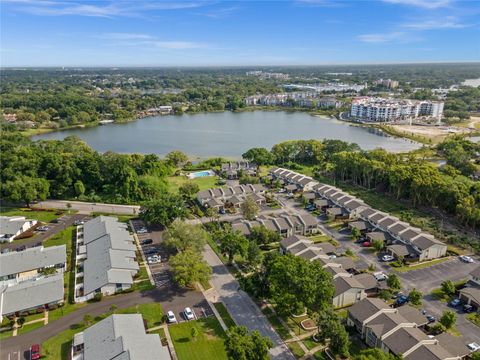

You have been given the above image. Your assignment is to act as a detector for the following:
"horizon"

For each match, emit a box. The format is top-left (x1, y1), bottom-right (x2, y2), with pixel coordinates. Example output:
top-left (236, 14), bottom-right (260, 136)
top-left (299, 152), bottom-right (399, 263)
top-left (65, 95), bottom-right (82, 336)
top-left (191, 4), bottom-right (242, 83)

top-left (1, 0), bottom-right (480, 67)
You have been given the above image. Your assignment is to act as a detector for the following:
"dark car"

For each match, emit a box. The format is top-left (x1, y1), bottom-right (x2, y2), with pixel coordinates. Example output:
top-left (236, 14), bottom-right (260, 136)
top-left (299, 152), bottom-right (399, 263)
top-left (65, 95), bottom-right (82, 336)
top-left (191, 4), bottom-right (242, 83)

top-left (50, 219), bottom-right (60, 223)
top-left (144, 248), bottom-right (158, 255)
top-left (396, 295), bottom-right (409, 306)
top-left (16, 245), bottom-right (26, 252)
top-left (141, 239), bottom-right (153, 245)
top-left (463, 304), bottom-right (474, 313)
top-left (426, 315), bottom-right (436, 323)
top-left (30, 344), bottom-right (41, 360)
top-left (449, 298), bottom-right (462, 307)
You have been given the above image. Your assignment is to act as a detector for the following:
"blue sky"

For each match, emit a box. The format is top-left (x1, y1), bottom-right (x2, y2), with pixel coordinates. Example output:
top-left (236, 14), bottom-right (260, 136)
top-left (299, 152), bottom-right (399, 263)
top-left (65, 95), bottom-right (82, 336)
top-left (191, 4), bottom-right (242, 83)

top-left (1, 0), bottom-right (479, 66)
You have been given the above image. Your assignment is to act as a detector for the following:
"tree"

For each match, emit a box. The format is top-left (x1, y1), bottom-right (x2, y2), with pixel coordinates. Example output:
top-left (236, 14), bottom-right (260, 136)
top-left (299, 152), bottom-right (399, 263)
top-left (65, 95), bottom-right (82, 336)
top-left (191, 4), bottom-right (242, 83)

top-left (250, 226), bottom-right (281, 245)
top-left (372, 239), bottom-right (384, 253)
top-left (225, 326), bottom-right (272, 360)
top-left (354, 348), bottom-right (399, 360)
top-left (140, 193), bottom-right (187, 227)
top-left (164, 219), bottom-right (209, 253)
top-left (240, 196), bottom-right (259, 221)
top-left (441, 280), bottom-right (456, 296)
top-left (429, 323), bottom-right (446, 335)
top-left (166, 151), bottom-right (188, 167)
top-left (314, 309), bottom-right (350, 357)
top-left (387, 274), bottom-right (401, 291)
top-left (4, 176), bottom-right (50, 207)
top-left (378, 289), bottom-right (392, 301)
top-left (218, 228), bottom-right (249, 264)
top-left (179, 182), bottom-right (200, 201)
top-left (242, 147), bottom-right (274, 165)
top-left (408, 288), bottom-right (423, 306)
top-left (74, 180), bottom-right (85, 197)
top-left (169, 249), bottom-right (211, 288)
top-left (350, 227), bottom-right (361, 241)
top-left (17, 317), bottom-right (26, 327)
top-left (439, 310), bottom-right (457, 329)
top-left (246, 241), bottom-right (263, 269)
top-left (83, 314), bottom-right (93, 326)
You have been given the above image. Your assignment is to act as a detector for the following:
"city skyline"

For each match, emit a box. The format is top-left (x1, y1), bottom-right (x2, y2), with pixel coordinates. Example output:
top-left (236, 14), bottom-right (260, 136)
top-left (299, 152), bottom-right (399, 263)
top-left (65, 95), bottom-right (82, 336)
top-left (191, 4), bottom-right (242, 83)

top-left (1, 0), bottom-right (479, 67)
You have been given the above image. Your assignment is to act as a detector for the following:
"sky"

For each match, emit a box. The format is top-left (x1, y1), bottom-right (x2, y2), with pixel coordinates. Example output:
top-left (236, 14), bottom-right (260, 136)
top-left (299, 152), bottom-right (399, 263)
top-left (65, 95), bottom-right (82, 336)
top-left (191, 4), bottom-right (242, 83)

top-left (1, 0), bottom-right (479, 67)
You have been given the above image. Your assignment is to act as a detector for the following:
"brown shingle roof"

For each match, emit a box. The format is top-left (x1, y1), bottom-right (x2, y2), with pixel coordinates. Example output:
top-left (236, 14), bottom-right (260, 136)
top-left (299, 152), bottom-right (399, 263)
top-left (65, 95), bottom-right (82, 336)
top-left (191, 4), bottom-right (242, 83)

top-left (348, 298), bottom-right (390, 324)
top-left (405, 343), bottom-right (454, 360)
top-left (397, 305), bottom-right (428, 326)
top-left (334, 276), bottom-right (365, 297)
top-left (382, 327), bottom-right (429, 356)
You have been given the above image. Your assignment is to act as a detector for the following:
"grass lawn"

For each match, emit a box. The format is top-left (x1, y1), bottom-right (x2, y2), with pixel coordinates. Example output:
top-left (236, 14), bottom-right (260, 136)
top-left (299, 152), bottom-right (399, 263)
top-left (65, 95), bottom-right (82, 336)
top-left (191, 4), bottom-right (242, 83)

top-left (0, 207), bottom-right (62, 223)
top-left (313, 350), bottom-right (328, 360)
top-left (261, 307), bottom-right (291, 341)
top-left (392, 257), bottom-right (451, 272)
top-left (17, 320), bottom-right (45, 335)
top-left (0, 329), bottom-right (13, 340)
top-left (169, 317), bottom-right (228, 360)
top-left (287, 341), bottom-right (305, 358)
top-left (285, 315), bottom-right (309, 336)
top-left (466, 313), bottom-right (480, 327)
top-left (43, 303), bottom-right (164, 360)
top-left (213, 302), bottom-right (236, 329)
top-left (167, 175), bottom-right (219, 193)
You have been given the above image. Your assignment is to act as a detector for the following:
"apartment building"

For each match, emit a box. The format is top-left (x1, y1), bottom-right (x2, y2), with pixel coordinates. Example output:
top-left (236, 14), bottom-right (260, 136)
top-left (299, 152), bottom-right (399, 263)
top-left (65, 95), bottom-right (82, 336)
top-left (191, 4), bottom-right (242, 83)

top-left (0, 216), bottom-right (38, 242)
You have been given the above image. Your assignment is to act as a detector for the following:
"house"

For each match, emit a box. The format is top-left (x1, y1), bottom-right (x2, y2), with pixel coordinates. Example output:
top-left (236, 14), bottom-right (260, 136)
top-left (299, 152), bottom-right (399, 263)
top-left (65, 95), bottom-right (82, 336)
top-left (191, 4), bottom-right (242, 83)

top-left (71, 314), bottom-right (170, 360)
top-left (326, 207), bottom-right (347, 220)
top-left (221, 161), bottom-right (257, 179)
top-left (279, 235), bottom-right (313, 254)
top-left (0, 216), bottom-right (38, 242)
top-left (348, 221), bottom-right (368, 233)
top-left (303, 192), bottom-right (316, 203)
top-left (197, 184), bottom-right (267, 211)
top-left (0, 245), bottom-right (66, 285)
top-left (231, 222), bottom-right (251, 237)
top-left (404, 343), bottom-right (461, 360)
top-left (353, 273), bottom-right (379, 296)
top-left (269, 168), bottom-right (319, 192)
top-left (314, 199), bottom-right (329, 211)
top-left (76, 216), bottom-right (139, 302)
top-left (333, 275), bottom-right (366, 308)
top-left (458, 287), bottom-right (480, 309)
top-left (290, 213), bottom-right (320, 235)
top-left (0, 274), bottom-right (64, 320)
top-left (364, 312), bottom-right (417, 349)
top-left (347, 298), bottom-right (395, 336)
top-left (387, 243), bottom-right (416, 259)
top-left (469, 266), bottom-right (480, 286)
top-left (435, 333), bottom-right (470, 359)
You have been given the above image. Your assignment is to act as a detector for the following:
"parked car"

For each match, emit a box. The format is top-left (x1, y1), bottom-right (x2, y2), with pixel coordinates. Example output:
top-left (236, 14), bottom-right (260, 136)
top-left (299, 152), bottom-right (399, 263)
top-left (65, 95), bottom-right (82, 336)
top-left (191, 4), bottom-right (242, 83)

top-left (16, 246), bottom-right (26, 252)
top-left (463, 304), bottom-right (474, 313)
top-left (362, 241), bottom-right (372, 247)
top-left (184, 307), bottom-right (195, 320)
top-left (467, 342), bottom-right (480, 352)
top-left (381, 255), bottom-right (394, 262)
top-left (30, 344), bottom-right (41, 360)
top-left (73, 220), bottom-right (84, 225)
top-left (278, 188), bottom-right (286, 193)
top-left (219, 209), bottom-right (226, 215)
top-left (459, 255), bottom-right (474, 263)
top-left (426, 315), bottom-right (436, 323)
top-left (1, 249), bottom-right (10, 254)
top-left (396, 295), bottom-right (409, 306)
top-left (449, 298), bottom-right (462, 307)
top-left (37, 226), bottom-right (49, 232)
top-left (167, 311), bottom-right (177, 323)
top-left (137, 227), bottom-right (148, 234)
top-left (287, 192), bottom-right (294, 198)
top-left (374, 272), bottom-right (388, 281)
top-left (144, 248), bottom-right (158, 255)
top-left (355, 238), bottom-right (366, 244)
top-left (141, 239), bottom-right (153, 245)
top-left (50, 219), bottom-right (60, 223)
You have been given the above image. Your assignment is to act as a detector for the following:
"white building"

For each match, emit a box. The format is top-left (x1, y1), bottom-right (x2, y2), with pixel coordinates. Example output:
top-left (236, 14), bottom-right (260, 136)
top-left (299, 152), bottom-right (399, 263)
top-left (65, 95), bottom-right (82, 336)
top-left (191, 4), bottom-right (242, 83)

top-left (350, 97), bottom-right (444, 122)
top-left (0, 216), bottom-right (38, 242)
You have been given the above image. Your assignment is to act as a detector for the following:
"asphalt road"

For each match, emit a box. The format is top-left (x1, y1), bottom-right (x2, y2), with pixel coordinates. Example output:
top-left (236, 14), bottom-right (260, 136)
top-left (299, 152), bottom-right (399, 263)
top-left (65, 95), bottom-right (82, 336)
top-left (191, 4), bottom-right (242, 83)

top-left (203, 244), bottom-right (295, 360)
top-left (35, 200), bottom-right (140, 215)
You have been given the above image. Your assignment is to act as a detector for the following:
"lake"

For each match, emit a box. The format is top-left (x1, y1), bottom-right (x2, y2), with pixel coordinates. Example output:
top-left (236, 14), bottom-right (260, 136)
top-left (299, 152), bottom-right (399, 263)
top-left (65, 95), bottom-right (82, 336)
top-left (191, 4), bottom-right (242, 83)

top-left (32, 111), bottom-right (421, 158)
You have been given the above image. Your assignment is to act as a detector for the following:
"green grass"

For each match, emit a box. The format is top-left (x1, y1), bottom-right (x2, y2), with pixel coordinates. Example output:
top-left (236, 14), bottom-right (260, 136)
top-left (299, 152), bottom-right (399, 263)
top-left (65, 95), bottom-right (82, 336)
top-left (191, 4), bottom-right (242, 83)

top-left (43, 303), bottom-right (164, 360)
top-left (213, 302), bottom-right (236, 329)
top-left (303, 336), bottom-right (320, 350)
top-left (287, 341), bottom-right (305, 358)
top-left (261, 307), bottom-right (291, 341)
top-left (0, 329), bottom-right (13, 340)
top-left (0, 207), bottom-right (61, 223)
top-left (466, 313), bottom-right (480, 327)
top-left (313, 350), bottom-right (328, 360)
top-left (167, 175), bottom-right (219, 193)
top-left (285, 315), bottom-right (309, 336)
top-left (17, 320), bottom-right (45, 335)
top-left (169, 317), bottom-right (228, 360)
top-left (392, 257), bottom-right (450, 272)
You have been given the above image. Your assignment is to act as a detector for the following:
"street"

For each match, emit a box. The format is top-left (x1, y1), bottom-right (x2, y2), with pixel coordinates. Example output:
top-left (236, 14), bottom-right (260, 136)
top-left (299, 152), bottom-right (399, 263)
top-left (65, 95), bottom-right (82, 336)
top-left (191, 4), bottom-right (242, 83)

top-left (34, 200), bottom-right (140, 215)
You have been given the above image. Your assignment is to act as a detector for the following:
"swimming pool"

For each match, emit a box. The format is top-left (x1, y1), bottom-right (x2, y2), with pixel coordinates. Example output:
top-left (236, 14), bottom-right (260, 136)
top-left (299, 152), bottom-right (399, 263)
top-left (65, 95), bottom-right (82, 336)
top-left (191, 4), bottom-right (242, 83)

top-left (188, 170), bottom-right (215, 179)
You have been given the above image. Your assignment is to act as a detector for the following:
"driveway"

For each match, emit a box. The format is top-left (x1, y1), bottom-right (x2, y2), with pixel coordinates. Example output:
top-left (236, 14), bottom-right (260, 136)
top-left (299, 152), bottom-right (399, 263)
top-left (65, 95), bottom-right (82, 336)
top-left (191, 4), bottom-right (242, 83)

top-left (0, 214), bottom-right (90, 252)
top-left (203, 244), bottom-right (295, 360)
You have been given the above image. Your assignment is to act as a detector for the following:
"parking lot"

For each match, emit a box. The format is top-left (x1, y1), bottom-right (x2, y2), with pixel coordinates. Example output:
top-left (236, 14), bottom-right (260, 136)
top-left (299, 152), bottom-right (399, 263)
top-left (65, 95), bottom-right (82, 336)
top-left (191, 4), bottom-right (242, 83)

top-left (130, 219), bottom-right (214, 323)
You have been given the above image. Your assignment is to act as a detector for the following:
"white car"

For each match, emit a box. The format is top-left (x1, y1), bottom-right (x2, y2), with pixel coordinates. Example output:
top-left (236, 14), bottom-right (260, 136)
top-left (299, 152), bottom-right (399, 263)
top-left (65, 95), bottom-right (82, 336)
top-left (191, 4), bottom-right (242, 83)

top-left (184, 307), bottom-right (195, 320)
top-left (137, 228), bottom-right (148, 234)
top-left (467, 342), bottom-right (480, 352)
top-left (460, 255), bottom-right (474, 263)
top-left (147, 255), bottom-right (161, 264)
top-left (382, 255), bottom-right (394, 262)
top-left (374, 272), bottom-right (388, 281)
top-left (167, 311), bottom-right (177, 323)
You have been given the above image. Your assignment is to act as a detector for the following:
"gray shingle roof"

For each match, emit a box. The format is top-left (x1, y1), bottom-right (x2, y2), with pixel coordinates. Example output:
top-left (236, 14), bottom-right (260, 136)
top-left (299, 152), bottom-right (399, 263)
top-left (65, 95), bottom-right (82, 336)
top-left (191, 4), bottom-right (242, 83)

top-left (0, 245), bottom-right (66, 278)
top-left (435, 332), bottom-right (470, 358)
top-left (0, 274), bottom-right (64, 316)
top-left (82, 314), bottom-right (169, 360)
top-left (348, 298), bottom-right (390, 323)
top-left (0, 216), bottom-right (36, 237)
top-left (405, 343), bottom-right (454, 360)
top-left (382, 327), bottom-right (429, 356)
top-left (334, 276), bottom-right (365, 297)
top-left (397, 305), bottom-right (428, 326)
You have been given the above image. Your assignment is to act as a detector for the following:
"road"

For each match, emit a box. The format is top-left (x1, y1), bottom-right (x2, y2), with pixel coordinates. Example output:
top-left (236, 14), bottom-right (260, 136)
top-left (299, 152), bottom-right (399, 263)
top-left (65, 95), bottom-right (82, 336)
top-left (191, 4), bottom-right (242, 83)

top-left (203, 244), bottom-right (295, 360)
top-left (35, 200), bottom-right (140, 215)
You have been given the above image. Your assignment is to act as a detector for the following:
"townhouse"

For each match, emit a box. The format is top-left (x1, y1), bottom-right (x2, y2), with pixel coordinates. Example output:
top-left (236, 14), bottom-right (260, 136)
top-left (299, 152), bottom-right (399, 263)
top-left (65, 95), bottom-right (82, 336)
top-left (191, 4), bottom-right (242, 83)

top-left (72, 314), bottom-right (170, 360)
top-left (0, 245), bottom-right (66, 285)
top-left (197, 184), bottom-right (267, 211)
top-left (221, 161), bottom-right (258, 179)
top-left (269, 168), bottom-right (319, 192)
top-left (458, 266), bottom-right (480, 310)
top-left (0, 216), bottom-right (38, 242)
top-left (347, 298), bottom-right (466, 360)
top-left (75, 216), bottom-right (139, 302)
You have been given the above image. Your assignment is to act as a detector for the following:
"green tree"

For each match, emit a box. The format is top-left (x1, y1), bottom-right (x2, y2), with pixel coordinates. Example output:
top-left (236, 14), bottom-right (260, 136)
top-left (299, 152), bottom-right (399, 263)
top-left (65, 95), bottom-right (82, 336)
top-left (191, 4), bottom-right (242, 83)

top-left (218, 229), bottom-right (249, 265)
top-left (378, 289), bottom-right (392, 301)
top-left (372, 239), bottom-right (384, 253)
top-left (169, 249), bottom-right (211, 288)
top-left (250, 226), bottom-right (281, 245)
top-left (430, 323), bottom-right (446, 335)
top-left (246, 241), bottom-right (263, 269)
top-left (140, 193), bottom-right (187, 226)
top-left (242, 147), bottom-right (274, 165)
top-left (350, 227), bottom-right (361, 241)
top-left (163, 219), bottom-right (209, 253)
top-left (74, 180), bottom-right (85, 197)
top-left (166, 150), bottom-right (188, 167)
top-left (314, 309), bottom-right (350, 357)
top-left (225, 326), bottom-right (272, 360)
top-left (387, 274), bottom-right (401, 291)
top-left (4, 176), bottom-right (50, 207)
top-left (439, 310), bottom-right (457, 329)
top-left (408, 288), bottom-right (423, 306)
top-left (441, 280), bottom-right (456, 296)
top-left (240, 196), bottom-right (260, 221)
top-left (179, 182), bottom-right (200, 201)
top-left (354, 348), bottom-right (399, 360)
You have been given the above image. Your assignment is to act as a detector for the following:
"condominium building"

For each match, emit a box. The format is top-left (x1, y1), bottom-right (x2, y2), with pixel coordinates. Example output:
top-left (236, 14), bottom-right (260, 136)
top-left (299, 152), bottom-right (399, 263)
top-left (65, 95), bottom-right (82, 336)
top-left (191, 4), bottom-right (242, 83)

top-left (350, 97), bottom-right (444, 122)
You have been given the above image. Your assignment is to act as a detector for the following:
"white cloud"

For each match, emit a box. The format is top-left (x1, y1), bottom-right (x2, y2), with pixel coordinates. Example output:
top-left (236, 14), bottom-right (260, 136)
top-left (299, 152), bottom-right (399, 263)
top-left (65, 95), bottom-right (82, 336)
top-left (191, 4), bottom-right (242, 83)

top-left (357, 32), bottom-right (411, 43)
top-left (403, 17), bottom-right (468, 30)
top-left (382, 0), bottom-right (452, 9)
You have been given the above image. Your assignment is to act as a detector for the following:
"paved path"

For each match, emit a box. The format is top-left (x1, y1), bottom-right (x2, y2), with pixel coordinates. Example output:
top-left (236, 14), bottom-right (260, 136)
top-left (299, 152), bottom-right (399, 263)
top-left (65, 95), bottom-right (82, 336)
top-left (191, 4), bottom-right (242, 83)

top-left (203, 244), bottom-right (295, 360)
top-left (35, 200), bottom-right (140, 215)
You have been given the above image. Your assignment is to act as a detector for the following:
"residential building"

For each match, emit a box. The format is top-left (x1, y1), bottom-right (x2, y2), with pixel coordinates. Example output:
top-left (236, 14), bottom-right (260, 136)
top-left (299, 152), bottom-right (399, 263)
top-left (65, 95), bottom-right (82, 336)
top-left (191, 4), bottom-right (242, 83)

top-left (0, 216), bottom-right (38, 242)
top-left (269, 168), bottom-right (318, 191)
top-left (333, 276), bottom-right (366, 308)
top-left (71, 314), bottom-right (170, 360)
top-left (0, 274), bottom-right (64, 320)
top-left (350, 97), bottom-right (444, 122)
top-left (374, 79), bottom-right (399, 89)
top-left (469, 266), bottom-right (480, 286)
top-left (75, 216), bottom-right (139, 302)
top-left (0, 245), bottom-right (66, 285)
top-left (221, 161), bottom-right (258, 179)
top-left (197, 184), bottom-right (266, 209)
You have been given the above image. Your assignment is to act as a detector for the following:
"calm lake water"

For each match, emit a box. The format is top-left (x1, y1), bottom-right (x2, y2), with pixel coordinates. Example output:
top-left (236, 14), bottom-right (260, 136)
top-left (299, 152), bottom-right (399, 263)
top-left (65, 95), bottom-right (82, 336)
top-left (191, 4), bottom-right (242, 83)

top-left (32, 111), bottom-right (421, 158)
